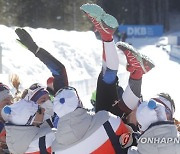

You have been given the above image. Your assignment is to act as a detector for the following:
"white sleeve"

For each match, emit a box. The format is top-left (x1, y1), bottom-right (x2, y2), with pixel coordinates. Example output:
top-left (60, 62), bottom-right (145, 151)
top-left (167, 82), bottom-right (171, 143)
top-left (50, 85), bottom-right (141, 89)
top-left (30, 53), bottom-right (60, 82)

top-left (122, 85), bottom-right (139, 110)
top-left (104, 41), bottom-right (119, 70)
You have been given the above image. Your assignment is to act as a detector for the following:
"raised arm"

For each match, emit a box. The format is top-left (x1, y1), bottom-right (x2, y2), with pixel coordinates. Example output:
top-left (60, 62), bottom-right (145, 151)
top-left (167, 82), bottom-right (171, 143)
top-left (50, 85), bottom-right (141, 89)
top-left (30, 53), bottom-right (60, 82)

top-left (15, 28), bottom-right (68, 94)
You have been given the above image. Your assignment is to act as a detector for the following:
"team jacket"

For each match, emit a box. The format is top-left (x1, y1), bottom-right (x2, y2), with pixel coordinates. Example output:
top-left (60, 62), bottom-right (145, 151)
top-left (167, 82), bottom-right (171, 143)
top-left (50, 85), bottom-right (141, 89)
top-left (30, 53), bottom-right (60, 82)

top-left (52, 108), bottom-right (131, 154)
top-left (5, 121), bottom-right (55, 154)
top-left (128, 121), bottom-right (180, 154)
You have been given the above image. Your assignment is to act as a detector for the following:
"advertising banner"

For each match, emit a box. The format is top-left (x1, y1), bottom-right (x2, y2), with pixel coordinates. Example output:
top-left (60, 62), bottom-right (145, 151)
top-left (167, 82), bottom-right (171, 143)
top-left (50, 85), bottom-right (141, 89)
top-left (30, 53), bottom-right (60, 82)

top-left (118, 25), bottom-right (163, 37)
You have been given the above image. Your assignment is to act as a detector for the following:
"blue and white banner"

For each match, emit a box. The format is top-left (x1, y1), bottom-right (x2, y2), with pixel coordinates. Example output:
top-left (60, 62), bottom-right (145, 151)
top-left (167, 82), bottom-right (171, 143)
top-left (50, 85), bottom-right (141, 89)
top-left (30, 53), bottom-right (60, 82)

top-left (118, 25), bottom-right (163, 37)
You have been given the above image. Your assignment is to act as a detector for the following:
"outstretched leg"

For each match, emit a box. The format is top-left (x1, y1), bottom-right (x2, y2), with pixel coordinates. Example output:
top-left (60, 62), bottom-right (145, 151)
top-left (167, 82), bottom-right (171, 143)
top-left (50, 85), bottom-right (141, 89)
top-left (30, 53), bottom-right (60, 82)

top-left (81, 4), bottom-right (125, 116)
top-left (116, 42), bottom-right (155, 112)
top-left (81, 4), bottom-right (155, 118)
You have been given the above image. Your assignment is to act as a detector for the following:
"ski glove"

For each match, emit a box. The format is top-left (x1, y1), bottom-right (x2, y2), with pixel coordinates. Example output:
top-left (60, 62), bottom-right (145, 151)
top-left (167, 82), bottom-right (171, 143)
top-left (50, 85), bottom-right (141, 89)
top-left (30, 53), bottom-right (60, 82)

top-left (15, 28), bottom-right (39, 54)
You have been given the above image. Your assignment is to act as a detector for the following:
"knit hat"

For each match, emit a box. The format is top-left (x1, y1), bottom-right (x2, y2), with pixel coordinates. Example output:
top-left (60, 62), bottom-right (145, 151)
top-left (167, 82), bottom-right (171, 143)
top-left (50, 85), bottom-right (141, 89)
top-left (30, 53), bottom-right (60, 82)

top-left (136, 100), bottom-right (167, 131)
top-left (53, 86), bottom-right (82, 118)
top-left (0, 83), bottom-right (12, 102)
top-left (24, 83), bottom-right (48, 103)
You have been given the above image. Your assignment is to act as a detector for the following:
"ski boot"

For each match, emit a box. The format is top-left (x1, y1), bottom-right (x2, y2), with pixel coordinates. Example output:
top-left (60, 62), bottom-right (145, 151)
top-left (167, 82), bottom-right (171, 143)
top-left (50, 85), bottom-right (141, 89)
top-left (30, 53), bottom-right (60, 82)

top-left (80, 3), bottom-right (118, 41)
top-left (116, 41), bottom-right (155, 79)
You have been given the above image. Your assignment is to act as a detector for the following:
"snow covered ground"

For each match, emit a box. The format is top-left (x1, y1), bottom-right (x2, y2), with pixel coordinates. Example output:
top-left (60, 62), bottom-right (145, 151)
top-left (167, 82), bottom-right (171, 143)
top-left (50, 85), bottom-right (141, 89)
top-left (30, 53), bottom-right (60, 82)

top-left (0, 25), bottom-right (180, 119)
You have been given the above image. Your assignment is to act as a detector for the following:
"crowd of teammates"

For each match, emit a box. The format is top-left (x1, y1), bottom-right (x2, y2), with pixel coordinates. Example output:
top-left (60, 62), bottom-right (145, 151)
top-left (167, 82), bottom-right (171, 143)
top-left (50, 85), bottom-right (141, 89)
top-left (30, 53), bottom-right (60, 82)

top-left (0, 3), bottom-right (179, 154)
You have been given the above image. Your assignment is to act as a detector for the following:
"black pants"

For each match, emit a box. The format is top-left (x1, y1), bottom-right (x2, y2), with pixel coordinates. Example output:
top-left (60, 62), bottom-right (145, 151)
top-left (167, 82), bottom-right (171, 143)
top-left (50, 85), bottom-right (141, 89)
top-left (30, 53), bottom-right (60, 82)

top-left (95, 72), bottom-right (125, 117)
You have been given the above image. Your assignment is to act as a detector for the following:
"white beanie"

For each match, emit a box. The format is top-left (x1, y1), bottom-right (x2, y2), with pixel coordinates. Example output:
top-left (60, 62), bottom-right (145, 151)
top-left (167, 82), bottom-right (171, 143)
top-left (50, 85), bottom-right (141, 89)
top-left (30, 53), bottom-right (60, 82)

top-left (1, 99), bottom-right (38, 125)
top-left (53, 87), bottom-right (81, 118)
top-left (136, 100), bottom-right (167, 131)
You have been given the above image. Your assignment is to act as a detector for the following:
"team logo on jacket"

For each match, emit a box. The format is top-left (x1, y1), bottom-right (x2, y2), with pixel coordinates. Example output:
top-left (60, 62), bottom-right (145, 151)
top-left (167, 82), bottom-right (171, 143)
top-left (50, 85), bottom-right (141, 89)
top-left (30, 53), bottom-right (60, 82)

top-left (119, 132), bottom-right (133, 148)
